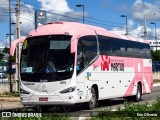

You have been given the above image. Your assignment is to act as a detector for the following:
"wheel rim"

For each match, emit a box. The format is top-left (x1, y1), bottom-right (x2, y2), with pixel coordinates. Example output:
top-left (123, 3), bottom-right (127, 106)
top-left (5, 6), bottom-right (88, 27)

top-left (137, 86), bottom-right (141, 100)
top-left (90, 94), bottom-right (96, 108)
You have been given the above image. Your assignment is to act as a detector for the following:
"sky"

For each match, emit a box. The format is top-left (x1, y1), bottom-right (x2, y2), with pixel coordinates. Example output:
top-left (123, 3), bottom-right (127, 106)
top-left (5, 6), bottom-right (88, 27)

top-left (0, 0), bottom-right (160, 47)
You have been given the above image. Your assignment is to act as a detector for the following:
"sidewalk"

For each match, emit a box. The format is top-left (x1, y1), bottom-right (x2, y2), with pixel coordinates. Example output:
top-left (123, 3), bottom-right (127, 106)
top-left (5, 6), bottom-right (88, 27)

top-left (0, 94), bottom-right (21, 110)
top-left (0, 96), bottom-right (20, 102)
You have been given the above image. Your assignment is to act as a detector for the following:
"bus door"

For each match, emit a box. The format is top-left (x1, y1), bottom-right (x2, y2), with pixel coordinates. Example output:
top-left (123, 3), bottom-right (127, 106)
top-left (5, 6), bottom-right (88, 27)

top-left (76, 33), bottom-right (99, 102)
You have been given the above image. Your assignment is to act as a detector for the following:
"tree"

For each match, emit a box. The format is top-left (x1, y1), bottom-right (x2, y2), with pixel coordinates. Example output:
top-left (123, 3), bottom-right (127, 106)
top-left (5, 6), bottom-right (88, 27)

top-left (2, 47), bottom-right (9, 54)
top-left (0, 53), bottom-right (4, 61)
top-left (1, 47), bottom-right (15, 62)
top-left (151, 50), bottom-right (160, 61)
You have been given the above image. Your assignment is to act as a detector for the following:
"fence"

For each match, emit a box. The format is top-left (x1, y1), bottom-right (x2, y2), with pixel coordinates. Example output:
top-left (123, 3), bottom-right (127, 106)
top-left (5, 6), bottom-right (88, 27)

top-left (152, 61), bottom-right (160, 72)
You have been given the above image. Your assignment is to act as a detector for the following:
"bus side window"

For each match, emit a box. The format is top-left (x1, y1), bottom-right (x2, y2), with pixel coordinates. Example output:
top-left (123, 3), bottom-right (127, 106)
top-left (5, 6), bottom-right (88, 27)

top-left (77, 41), bottom-right (83, 73)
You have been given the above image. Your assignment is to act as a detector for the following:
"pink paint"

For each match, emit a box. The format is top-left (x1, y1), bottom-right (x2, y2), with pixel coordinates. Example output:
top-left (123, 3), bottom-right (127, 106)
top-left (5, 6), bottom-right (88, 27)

top-left (124, 59), bottom-right (152, 96)
top-left (91, 55), bottom-right (152, 96)
top-left (10, 38), bottom-right (25, 56)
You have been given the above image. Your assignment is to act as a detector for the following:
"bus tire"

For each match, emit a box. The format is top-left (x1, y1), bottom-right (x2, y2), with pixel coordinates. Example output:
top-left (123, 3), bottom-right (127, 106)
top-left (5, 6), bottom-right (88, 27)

top-left (88, 87), bottom-right (98, 109)
top-left (134, 84), bottom-right (142, 102)
top-left (127, 84), bottom-right (142, 102)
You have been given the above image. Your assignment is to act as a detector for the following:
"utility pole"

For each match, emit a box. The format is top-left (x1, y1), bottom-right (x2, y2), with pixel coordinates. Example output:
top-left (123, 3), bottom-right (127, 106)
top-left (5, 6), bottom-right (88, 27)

top-left (144, 14), bottom-right (147, 40)
top-left (9, 0), bottom-right (12, 92)
top-left (15, 0), bottom-right (20, 91)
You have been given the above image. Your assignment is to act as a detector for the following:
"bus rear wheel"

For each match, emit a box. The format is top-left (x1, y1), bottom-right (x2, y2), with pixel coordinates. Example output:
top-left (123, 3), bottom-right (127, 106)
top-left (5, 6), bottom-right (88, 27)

top-left (134, 84), bottom-right (142, 102)
top-left (127, 84), bottom-right (142, 102)
top-left (88, 87), bottom-right (98, 109)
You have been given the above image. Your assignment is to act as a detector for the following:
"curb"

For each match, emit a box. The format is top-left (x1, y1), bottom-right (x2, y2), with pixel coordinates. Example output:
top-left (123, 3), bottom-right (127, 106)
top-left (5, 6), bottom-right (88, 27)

top-left (0, 97), bottom-right (20, 102)
top-left (153, 83), bottom-right (160, 87)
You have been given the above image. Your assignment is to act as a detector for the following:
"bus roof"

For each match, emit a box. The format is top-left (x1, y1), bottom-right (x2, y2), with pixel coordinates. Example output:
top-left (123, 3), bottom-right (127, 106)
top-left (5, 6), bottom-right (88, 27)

top-left (29, 22), bottom-right (149, 44)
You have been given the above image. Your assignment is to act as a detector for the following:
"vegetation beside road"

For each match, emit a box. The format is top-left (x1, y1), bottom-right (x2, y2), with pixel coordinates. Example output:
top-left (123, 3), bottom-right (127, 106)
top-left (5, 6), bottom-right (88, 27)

top-left (91, 98), bottom-right (160, 120)
top-left (2, 98), bottom-right (160, 120)
top-left (0, 92), bottom-right (19, 97)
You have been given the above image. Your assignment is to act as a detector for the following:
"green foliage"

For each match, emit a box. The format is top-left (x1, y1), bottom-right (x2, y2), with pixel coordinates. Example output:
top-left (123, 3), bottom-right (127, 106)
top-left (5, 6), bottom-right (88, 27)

top-left (0, 52), bottom-right (4, 61)
top-left (91, 98), bottom-right (160, 120)
top-left (2, 47), bottom-right (10, 54)
top-left (151, 98), bottom-right (160, 111)
top-left (0, 92), bottom-right (20, 97)
top-left (0, 47), bottom-right (15, 62)
top-left (151, 50), bottom-right (160, 61)
top-left (9, 56), bottom-right (16, 62)
top-left (123, 101), bottom-right (152, 111)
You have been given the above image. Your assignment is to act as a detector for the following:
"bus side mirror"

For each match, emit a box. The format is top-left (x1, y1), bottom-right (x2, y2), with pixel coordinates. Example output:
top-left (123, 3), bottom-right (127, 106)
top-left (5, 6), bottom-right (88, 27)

top-left (71, 38), bottom-right (78, 53)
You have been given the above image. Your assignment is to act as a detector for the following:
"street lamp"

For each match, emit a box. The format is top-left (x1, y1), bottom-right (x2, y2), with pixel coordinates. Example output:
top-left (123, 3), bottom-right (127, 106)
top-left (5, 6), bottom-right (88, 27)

top-left (121, 15), bottom-right (128, 35)
top-left (76, 4), bottom-right (84, 23)
top-left (151, 22), bottom-right (157, 51)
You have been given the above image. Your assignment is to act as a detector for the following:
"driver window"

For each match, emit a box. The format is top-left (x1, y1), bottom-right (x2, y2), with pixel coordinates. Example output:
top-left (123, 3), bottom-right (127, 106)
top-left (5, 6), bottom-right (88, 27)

top-left (77, 41), bottom-right (83, 74)
top-left (77, 35), bottom-right (98, 75)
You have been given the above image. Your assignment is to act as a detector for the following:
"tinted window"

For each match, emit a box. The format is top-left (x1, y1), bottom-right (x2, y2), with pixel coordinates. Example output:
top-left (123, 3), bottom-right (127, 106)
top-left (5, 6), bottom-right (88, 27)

top-left (98, 35), bottom-right (151, 59)
top-left (79, 36), bottom-right (98, 65)
top-left (20, 35), bottom-right (75, 82)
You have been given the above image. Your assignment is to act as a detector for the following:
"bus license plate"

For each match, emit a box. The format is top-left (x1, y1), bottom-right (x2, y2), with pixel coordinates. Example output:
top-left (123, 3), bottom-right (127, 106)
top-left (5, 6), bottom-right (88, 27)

top-left (39, 97), bottom-right (48, 101)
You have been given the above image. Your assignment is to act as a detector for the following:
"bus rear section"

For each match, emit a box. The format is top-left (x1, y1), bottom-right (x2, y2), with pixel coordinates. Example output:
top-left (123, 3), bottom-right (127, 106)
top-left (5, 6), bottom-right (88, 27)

top-left (73, 34), bottom-right (152, 109)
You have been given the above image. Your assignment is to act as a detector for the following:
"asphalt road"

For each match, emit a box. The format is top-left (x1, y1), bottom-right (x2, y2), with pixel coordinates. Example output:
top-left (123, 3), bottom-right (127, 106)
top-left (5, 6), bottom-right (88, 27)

top-left (68, 85), bottom-right (160, 117)
top-left (1, 85), bottom-right (160, 118)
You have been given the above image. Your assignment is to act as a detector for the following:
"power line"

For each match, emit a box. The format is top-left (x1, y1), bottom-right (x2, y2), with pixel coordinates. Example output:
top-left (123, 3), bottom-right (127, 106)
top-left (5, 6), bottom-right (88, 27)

top-left (16, 2), bottom-right (160, 38)
top-left (20, 3), bottom-right (125, 28)
top-left (19, 4), bottom-right (151, 34)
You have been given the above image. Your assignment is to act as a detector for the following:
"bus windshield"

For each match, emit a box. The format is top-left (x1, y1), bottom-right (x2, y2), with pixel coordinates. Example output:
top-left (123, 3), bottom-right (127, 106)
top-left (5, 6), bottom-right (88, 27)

top-left (20, 35), bottom-right (75, 82)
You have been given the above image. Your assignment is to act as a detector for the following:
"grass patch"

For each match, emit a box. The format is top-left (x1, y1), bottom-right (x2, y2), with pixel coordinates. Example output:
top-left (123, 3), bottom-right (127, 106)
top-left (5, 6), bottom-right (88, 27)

top-left (91, 98), bottom-right (160, 120)
top-left (0, 92), bottom-right (20, 97)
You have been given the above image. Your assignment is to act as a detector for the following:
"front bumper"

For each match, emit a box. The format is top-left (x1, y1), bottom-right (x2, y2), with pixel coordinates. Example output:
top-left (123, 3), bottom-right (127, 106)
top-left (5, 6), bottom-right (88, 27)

top-left (20, 94), bottom-right (76, 105)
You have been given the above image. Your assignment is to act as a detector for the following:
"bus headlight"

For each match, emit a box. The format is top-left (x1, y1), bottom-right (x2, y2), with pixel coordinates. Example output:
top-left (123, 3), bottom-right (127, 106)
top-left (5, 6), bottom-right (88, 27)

top-left (20, 88), bottom-right (30, 94)
top-left (60, 87), bottom-right (76, 94)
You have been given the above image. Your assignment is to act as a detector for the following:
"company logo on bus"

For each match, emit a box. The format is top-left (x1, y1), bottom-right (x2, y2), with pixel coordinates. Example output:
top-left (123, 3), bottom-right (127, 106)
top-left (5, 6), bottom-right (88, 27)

top-left (111, 63), bottom-right (124, 72)
top-left (101, 55), bottom-right (110, 71)
top-left (101, 56), bottom-right (124, 72)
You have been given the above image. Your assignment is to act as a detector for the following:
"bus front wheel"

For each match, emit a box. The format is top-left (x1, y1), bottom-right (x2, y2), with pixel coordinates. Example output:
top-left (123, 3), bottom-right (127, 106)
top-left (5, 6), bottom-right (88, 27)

top-left (88, 87), bottom-right (98, 109)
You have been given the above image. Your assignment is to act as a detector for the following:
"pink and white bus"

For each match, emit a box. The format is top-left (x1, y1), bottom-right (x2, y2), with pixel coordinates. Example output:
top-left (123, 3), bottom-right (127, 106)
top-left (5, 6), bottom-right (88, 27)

top-left (11, 22), bottom-right (153, 109)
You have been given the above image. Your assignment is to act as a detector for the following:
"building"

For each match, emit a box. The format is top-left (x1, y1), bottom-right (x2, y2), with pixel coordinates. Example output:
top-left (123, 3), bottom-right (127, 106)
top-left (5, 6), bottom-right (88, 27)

top-left (148, 40), bottom-right (160, 51)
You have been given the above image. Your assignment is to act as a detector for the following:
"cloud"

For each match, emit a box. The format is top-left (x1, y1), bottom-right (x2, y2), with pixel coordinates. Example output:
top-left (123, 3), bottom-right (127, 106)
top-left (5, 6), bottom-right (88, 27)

top-left (37, 0), bottom-right (83, 23)
top-left (0, 0), bottom-right (9, 22)
top-left (18, 4), bottom-right (35, 36)
top-left (112, 19), bottom-right (136, 35)
top-left (132, 0), bottom-right (160, 20)
top-left (37, 0), bottom-right (73, 13)
top-left (111, 0), bottom-right (160, 40)
top-left (0, 0), bottom-right (85, 46)
top-left (16, 0), bottom-right (82, 37)
top-left (0, 41), bottom-right (5, 47)
top-left (111, 22), bottom-right (159, 40)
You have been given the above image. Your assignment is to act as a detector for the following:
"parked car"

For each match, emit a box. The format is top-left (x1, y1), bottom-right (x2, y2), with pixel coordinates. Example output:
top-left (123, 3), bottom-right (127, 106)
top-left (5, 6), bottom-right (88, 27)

top-left (0, 72), bottom-right (7, 78)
